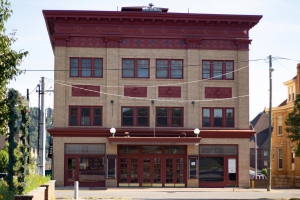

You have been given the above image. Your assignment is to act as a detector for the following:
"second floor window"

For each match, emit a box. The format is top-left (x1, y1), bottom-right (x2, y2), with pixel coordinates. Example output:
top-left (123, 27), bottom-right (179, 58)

top-left (156, 107), bottom-right (183, 127)
top-left (202, 60), bottom-right (234, 80)
top-left (278, 149), bottom-right (283, 169)
top-left (156, 59), bottom-right (183, 79)
top-left (122, 107), bottom-right (149, 126)
top-left (69, 106), bottom-right (102, 126)
top-left (70, 58), bottom-right (103, 77)
top-left (122, 59), bottom-right (149, 78)
top-left (202, 108), bottom-right (234, 127)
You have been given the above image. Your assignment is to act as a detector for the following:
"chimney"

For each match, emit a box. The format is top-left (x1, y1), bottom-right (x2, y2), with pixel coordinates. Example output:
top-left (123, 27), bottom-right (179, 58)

top-left (297, 63), bottom-right (300, 94)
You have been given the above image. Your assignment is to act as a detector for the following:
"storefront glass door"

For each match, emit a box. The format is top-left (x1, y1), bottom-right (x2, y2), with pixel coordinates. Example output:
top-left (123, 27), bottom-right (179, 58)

top-left (119, 156), bottom-right (139, 186)
top-left (142, 157), bottom-right (162, 187)
top-left (165, 157), bottom-right (185, 187)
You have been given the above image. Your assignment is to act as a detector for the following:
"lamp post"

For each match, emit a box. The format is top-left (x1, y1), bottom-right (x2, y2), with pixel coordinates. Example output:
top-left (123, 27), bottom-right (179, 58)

top-left (110, 127), bottom-right (116, 137)
top-left (267, 55), bottom-right (274, 191)
top-left (249, 123), bottom-right (257, 179)
top-left (194, 128), bottom-right (200, 137)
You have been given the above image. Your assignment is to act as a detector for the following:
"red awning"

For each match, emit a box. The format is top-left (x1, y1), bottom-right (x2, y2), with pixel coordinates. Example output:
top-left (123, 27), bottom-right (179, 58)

top-left (107, 137), bottom-right (201, 145)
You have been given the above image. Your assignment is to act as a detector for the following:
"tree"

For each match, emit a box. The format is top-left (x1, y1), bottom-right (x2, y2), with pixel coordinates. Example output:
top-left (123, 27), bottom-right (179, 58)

top-left (285, 94), bottom-right (300, 156)
top-left (0, 149), bottom-right (8, 172)
top-left (0, 0), bottom-right (28, 136)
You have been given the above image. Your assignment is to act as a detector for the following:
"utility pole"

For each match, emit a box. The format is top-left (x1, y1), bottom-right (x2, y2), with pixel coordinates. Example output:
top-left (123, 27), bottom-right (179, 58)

top-left (267, 55), bottom-right (274, 191)
top-left (38, 77), bottom-right (46, 176)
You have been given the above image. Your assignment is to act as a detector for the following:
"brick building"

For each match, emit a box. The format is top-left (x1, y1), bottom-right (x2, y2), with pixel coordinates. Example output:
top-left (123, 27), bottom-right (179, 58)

top-left (266, 64), bottom-right (300, 188)
top-left (44, 4), bottom-right (261, 188)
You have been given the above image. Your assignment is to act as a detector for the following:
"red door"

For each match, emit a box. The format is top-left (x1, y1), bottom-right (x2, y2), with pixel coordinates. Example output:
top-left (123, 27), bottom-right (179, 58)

top-left (165, 156), bottom-right (185, 187)
top-left (119, 156), bottom-right (139, 187)
top-left (141, 156), bottom-right (162, 187)
top-left (65, 156), bottom-right (78, 186)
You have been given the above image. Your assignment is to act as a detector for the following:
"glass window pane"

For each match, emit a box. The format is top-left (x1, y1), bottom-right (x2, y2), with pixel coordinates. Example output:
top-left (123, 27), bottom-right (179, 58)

top-left (81, 108), bottom-right (90, 125)
top-left (82, 59), bottom-right (92, 77)
top-left (94, 108), bottom-right (101, 125)
top-left (156, 60), bottom-right (168, 78)
top-left (119, 146), bottom-right (139, 154)
top-left (199, 157), bottom-right (224, 182)
top-left (70, 58), bottom-right (79, 77)
top-left (137, 60), bottom-right (149, 78)
top-left (226, 109), bottom-right (233, 127)
top-left (202, 61), bottom-right (210, 79)
top-left (137, 108), bottom-right (148, 126)
top-left (70, 107), bottom-right (77, 125)
top-left (122, 108), bottom-right (133, 125)
top-left (165, 146), bottom-right (185, 154)
top-left (142, 146), bottom-right (162, 154)
top-left (157, 108), bottom-right (167, 126)
top-left (171, 60), bottom-right (183, 78)
top-left (123, 59), bottom-right (134, 77)
top-left (225, 61), bottom-right (233, 79)
top-left (94, 59), bottom-right (103, 77)
top-left (171, 108), bottom-right (182, 126)
top-left (214, 109), bottom-right (222, 127)
top-left (213, 61), bottom-right (222, 79)
top-left (203, 109), bottom-right (210, 127)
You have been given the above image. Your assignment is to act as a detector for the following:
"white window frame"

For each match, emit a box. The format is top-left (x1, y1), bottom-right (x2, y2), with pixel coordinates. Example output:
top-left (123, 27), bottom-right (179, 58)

top-left (277, 115), bottom-right (282, 135)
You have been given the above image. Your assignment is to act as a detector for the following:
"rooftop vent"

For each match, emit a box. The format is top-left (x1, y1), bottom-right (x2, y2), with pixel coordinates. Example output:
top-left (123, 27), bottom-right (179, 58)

top-left (142, 3), bottom-right (162, 12)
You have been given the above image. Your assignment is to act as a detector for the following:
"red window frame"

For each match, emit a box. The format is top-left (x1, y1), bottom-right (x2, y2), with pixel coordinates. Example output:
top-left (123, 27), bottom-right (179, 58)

top-left (156, 107), bottom-right (184, 127)
top-left (70, 58), bottom-right (103, 78)
top-left (202, 108), bottom-right (234, 127)
top-left (121, 107), bottom-right (149, 126)
top-left (122, 58), bottom-right (150, 78)
top-left (202, 60), bottom-right (234, 80)
top-left (69, 106), bottom-right (102, 126)
top-left (156, 59), bottom-right (183, 79)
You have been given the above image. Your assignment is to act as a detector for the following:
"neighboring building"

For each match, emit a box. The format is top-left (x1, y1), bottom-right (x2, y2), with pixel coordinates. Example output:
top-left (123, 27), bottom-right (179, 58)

top-left (266, 64), bottom-right (300, 188)
top-left (44, 4), bottom-right (261, 188)
top-left (249, 111), bottom-right (269, 172)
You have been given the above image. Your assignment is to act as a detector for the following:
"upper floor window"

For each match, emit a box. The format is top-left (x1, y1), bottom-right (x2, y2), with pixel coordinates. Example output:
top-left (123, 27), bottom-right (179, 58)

top-left (278, 149), bottom-right (283, 170)
top-left (70, 58), bottom-right (103, 78)
top-left (156, 107), bottom-right (183, 127)
top-left (202, 108), bottom-right (234, 127)
top-left (202, 60), bottom-right (234, 80)
top-left (69, 106), bottom-right (102, 126)
top-left (122, 107), bottom-right (149, 126)
top-left (156, 59), bottom-right (183, 79)
top-left (277, 116), bottom-right (282, 135)
top-left (122, 59), bottom-right (149, 78)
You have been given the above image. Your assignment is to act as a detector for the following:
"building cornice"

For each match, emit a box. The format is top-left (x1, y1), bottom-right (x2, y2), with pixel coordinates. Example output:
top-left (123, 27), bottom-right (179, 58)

top-left (43, 10), bottom-right (262, 51)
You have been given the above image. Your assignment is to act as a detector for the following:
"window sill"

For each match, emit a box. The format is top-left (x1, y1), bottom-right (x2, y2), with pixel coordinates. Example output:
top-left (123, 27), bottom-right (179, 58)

top-left (277, 169), bottom-right (283, 171)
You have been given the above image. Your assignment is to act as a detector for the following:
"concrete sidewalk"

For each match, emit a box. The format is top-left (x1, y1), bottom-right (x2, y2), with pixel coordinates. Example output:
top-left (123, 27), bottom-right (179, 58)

top-left (55, 187), bottom-right (300, 199)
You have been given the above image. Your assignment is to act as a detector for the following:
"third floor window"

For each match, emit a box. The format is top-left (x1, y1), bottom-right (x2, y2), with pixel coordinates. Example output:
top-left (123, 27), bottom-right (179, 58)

top-left (70, 58), bottom-right (103, 78)
top-left (156, 59), bottom-right (183, 79)
top-left (122, 59), bottom-right (149, 78)
top-left (202, 60), bottom-right (234, 80)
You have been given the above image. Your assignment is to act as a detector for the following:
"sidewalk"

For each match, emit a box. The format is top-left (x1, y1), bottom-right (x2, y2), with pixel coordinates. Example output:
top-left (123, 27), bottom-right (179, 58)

top-left (55, 187), bottom-right (298, 200)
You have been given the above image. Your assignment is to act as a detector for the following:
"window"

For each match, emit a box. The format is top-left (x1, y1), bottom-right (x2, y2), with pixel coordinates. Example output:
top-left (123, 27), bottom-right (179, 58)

top-left (264, 150), bottom-right (268, 156)
top-left (277, 116), bottom-right (282, 135)
top-left (122, 107), bottom-right (149, 126)
top-left (156, 59), bottom-right (183, 79)
top-left (291, 150), bottom-right (295, 171)
top-left (70, 58), bottom-right (103, 77)
top-left (278, 149), bottom-right (283, 169)
top-left (156, 107), bottom-right (183, 127)
top-left (202, 108), bottom-right (234, 127)
top-left (202, 60), bottom-right (234, 80)
top-left (122, 59), bottom-right (149, 78)
top-left (69, 106), bottom-right (102, 126)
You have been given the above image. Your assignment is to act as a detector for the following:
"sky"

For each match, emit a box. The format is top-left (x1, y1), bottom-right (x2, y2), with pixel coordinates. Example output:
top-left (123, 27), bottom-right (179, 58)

top-left (5, 0), bottom-right (300, 120)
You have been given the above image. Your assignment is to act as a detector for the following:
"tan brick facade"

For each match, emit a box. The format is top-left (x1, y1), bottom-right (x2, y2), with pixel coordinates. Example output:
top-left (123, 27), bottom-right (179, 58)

top-left (44, 8), bottom-right (261, 188)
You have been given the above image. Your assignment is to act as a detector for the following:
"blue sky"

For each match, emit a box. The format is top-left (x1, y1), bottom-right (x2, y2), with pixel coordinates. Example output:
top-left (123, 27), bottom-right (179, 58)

top-left (5, 0), bottom-right (300, 120)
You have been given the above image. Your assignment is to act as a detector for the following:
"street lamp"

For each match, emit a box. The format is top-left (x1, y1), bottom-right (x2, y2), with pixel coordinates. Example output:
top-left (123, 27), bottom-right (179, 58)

top-left (110, 127), bottom-right (116, 137)
top-left (249, 123), bottom-right (257, 179)
top-left (267, 55), bottom-right (274, 191)
top-left (194, 128), bottom-right (200, 137)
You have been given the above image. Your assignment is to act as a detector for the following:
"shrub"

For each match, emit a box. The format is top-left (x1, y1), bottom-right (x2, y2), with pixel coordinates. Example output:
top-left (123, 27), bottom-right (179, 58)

top-left (262, 168), bottom-right (268, 177)
top-left (0, 178), bottom-right (17, 200)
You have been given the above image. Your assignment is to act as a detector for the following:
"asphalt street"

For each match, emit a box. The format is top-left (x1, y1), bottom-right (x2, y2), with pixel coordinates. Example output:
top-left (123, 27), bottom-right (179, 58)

top-left (55, 187), bottom-right (300, 200)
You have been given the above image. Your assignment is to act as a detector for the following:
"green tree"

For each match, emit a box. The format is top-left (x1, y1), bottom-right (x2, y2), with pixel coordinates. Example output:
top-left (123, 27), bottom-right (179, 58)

top-left (0, 149), bottom-right (8, 172)
top-left (285, 94), bottom-right (300, 156)
top-left (0, 0), bottom-right (28, 136)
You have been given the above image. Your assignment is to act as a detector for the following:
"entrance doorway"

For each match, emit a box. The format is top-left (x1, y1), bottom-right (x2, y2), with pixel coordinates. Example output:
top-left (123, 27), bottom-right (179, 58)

top-left (118, 145), bottom-right (186, 187)
top-left (65, 155), bottom-right (105, 187)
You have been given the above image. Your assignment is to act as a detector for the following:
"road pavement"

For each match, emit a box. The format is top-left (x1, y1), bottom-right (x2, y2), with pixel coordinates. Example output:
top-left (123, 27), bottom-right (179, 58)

top-left (55, 187), bottom-right (300, 200)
